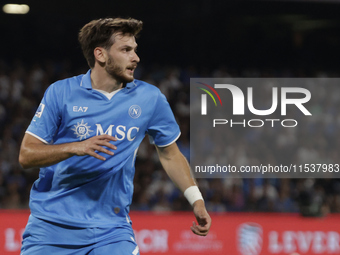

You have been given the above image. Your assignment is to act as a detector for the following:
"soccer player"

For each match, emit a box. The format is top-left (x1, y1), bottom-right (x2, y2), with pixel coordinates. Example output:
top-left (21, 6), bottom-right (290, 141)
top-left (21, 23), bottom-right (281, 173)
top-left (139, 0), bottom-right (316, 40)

top-left (18, 17), bottom-right (211, 254)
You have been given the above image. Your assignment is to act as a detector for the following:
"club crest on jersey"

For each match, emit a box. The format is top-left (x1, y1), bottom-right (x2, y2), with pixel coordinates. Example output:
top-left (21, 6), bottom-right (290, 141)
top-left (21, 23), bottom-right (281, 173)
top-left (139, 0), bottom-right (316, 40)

top-left (71, 119), bottom-right (93, 140)
top-left (129, 105), bottom-right (142, 119)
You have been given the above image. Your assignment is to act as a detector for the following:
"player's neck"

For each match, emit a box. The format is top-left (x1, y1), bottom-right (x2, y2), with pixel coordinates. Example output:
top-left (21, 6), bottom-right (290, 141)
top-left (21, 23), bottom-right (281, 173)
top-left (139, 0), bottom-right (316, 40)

top-left (90, 68), bottom-right (123, 93)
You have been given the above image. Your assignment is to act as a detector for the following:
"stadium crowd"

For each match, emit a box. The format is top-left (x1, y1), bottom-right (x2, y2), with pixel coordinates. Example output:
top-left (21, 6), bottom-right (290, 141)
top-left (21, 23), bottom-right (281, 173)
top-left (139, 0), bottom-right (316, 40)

top-left (0, 59), bottom-right (339, 217)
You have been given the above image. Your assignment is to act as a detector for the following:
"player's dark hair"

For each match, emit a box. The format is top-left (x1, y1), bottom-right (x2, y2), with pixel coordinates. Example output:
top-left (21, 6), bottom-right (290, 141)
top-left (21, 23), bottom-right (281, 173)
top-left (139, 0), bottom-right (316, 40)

top-left (78, 17), bottom-right (143, 68)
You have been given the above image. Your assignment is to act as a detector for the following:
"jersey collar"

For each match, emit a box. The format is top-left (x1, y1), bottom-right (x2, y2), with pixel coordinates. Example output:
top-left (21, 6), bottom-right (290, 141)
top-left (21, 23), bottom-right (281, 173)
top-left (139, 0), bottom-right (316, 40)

top-left (80, 70), bottom-right (92, 89)
top-left (80, 69), bottom-right (137, 90)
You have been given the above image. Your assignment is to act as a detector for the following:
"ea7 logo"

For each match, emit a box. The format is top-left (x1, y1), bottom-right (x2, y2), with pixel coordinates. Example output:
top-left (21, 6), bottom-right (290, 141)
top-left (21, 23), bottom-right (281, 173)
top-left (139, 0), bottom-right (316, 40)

top-left (200, 84), bottom-right (312, 116)
top-left (73, 106), bottom-right (88, 112)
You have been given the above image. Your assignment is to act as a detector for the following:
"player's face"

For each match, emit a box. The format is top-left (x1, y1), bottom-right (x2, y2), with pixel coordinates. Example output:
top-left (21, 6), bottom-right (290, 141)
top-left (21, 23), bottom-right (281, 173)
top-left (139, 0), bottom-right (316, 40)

top-left (105, 34), bottom-right (140, 83)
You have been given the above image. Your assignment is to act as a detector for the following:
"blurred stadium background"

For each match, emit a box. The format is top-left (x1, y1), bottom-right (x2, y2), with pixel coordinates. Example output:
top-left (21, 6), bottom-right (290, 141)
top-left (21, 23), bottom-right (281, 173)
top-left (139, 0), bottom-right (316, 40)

top-left (1, 0), bottom-right (340, 254)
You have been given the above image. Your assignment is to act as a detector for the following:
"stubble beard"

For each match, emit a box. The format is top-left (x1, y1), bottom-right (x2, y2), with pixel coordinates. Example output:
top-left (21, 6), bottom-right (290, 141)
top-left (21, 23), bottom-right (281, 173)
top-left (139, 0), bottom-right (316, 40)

top-left (105, 55), bottom-right (134, 84)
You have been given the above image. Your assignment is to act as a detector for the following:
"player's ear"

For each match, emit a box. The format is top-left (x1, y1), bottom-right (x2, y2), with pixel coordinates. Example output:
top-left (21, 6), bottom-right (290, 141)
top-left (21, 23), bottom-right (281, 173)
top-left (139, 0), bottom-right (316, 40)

top-left (94, 47), bottom-right (106, 65)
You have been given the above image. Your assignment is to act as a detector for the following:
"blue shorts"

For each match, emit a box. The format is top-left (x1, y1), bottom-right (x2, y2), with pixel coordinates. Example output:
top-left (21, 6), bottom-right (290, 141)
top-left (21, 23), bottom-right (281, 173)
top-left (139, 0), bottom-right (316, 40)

top-left (21, 215), bottom-right (140, 255)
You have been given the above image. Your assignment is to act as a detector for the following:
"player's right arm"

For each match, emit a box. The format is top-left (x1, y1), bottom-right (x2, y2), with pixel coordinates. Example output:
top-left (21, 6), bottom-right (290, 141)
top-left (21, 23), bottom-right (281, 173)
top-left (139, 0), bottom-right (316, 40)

top-left (19, 133), bottom-right (117, 169)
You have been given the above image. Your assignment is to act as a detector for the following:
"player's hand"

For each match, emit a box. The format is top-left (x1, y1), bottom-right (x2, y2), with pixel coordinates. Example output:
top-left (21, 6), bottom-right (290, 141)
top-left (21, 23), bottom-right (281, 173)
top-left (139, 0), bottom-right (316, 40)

top-left (191, 199), bottom-right (211, 236)
top-left (74, 134), bottom-right (117, 160)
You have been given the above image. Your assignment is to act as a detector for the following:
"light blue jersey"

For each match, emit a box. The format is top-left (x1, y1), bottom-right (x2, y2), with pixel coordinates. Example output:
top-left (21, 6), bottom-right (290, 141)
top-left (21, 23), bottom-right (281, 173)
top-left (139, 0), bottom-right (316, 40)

top-left (26, 70), bottom-right (180, 228)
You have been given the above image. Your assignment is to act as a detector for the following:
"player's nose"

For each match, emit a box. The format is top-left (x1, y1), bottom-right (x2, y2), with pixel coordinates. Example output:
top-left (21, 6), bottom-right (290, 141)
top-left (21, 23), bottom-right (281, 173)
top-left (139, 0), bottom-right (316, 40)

top-left (132, 51), bottom-right (140, 63)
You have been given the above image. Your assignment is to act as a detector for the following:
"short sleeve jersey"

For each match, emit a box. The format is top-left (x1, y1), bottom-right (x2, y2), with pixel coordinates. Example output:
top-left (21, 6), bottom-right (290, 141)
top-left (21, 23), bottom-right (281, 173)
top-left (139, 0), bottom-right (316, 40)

top-left (26, 70), bottom-right (180, 227)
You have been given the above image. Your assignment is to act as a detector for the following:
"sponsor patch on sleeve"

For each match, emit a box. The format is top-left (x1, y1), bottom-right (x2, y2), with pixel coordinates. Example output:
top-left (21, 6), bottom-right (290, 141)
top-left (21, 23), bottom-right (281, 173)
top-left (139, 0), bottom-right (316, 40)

top-left (35, 103), bottom-right (45, 118)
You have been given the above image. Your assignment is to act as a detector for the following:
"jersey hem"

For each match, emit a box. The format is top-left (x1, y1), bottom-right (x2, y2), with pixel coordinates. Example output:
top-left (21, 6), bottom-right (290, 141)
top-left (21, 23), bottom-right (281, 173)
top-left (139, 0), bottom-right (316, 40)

top-left (25, 131), bottom-right (49, 144)
top-left (156, 132), bottom-right (181, 147)
top-left (30, 212), bottom-right (131, 228)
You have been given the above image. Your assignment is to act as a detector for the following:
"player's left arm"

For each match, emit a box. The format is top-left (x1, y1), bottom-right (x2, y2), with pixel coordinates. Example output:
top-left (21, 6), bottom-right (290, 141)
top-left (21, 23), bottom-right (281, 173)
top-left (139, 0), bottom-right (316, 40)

top-left (155, 142), bottom-right (211, 236)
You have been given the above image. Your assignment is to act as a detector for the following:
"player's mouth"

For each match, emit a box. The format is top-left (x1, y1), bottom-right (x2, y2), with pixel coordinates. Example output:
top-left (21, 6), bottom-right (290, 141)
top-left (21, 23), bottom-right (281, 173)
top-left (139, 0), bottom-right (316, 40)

top-left (126, 66), bottom-right (137, 74)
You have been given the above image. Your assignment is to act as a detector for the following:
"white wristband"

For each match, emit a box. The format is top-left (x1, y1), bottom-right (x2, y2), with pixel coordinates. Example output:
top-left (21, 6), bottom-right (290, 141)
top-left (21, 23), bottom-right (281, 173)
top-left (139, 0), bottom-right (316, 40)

top-left (184, 186), bottom-right (204, 206)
